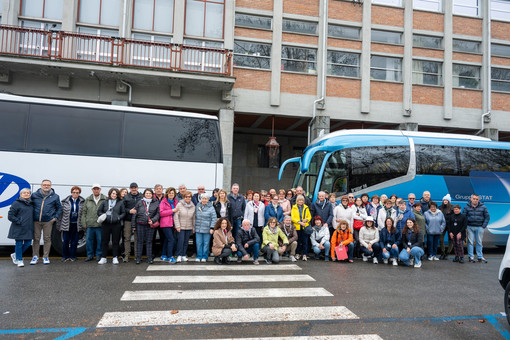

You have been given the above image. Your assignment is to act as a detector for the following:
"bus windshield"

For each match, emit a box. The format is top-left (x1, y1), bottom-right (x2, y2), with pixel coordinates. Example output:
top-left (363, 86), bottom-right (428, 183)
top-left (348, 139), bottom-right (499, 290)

top-left (295, 151), bottom-right (326, 199)
top-left (319, 150), bottom-right (348, 196)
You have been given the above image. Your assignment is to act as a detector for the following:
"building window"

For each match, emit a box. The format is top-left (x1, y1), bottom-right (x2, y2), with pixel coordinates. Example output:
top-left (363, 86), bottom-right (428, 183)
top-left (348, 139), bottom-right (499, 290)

top-left (130, 33), bottom-right (173, 67)
top-left (372, 0), bottom-right (403, 6)
top-left (371, 30), bottom-right (402, 44)
top-left (185, 0), bottom-right (224, 39)
top-left (133, 0), bottom-right (174, 33)
top-left (412, 60), bottom-right (442, 85)
top-left (492, 67), bottom-right (510, 92)
top-left (79, 0), bottom-right (121, 26)
top-left (327, 51), bottom-right (360, 78)
top-left (453, 0), bottom-right (480, 17)
top-left (492, 43), bottom-right (510, 57)
top-left (19, 20), bottom-right (61, 56)
top-left (76, 27), bottom-right (119, 62)
top-left (452, 39), bottom-right (481, 53)
top-left (182, 39), bottom-right (224, 73)
top-left (371, 56), bottom-right (402, 82)
top-left (413, 34), bottom-right (442, 49)
top-left (492, 0), bottom-right (510, 22)
top-left (281, 46), bottom-right (317, 73)
top-left (282, 19), bottom-right (318, 35)
top-left (235, 13), bottom-right (272, 30)
top-left (414, 0), bottom-right (442, 12)
top-left (21, 0), bottom-right (63, 20)
top-left (453, 64), bottom-right (480, 89)
top-left (328, 24), bottom-right (360, 40)
top-left (233, 40), bottom-right (271, 69)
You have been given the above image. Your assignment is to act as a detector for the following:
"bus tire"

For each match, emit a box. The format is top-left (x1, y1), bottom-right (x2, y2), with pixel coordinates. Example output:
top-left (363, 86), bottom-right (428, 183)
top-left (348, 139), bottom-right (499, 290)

top-left (51, 224), bottom-right (87, 257)
top-left (505, 282), bottom-right (510, 325)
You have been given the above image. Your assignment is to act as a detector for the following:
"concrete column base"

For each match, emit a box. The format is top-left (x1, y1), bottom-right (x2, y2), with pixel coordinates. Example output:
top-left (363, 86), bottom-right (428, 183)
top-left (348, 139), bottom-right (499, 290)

top-left (219, 108), bottom-right (234, 190)
top-left (481, 128), bottom-right (498, 141)
top-left (310, 115), bottom-right (330, 142)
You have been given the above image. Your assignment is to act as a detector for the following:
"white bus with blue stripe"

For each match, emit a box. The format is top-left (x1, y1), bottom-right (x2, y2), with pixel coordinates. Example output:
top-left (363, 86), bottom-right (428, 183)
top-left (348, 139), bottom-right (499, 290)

top-left (279, 129), bottom-right (510, 246)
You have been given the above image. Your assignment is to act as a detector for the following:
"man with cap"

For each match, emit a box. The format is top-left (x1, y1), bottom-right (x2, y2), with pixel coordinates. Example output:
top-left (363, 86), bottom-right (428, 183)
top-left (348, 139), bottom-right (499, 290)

top-left (82, 184), bottom-right (106, 261)
top-left (122, 182), bottom-right (143, 262)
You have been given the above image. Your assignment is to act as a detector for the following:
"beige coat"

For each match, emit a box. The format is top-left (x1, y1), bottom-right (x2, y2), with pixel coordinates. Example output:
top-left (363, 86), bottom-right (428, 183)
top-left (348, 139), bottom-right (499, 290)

top-left (174, 201), bottom-right (196, 231)
top-left (212, 228), bottom-right (235, 256)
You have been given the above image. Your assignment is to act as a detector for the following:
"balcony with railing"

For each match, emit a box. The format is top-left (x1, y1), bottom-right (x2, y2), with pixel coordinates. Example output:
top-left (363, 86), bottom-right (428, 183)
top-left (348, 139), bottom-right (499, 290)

top-left (0, 25), bottom-right (233, 77)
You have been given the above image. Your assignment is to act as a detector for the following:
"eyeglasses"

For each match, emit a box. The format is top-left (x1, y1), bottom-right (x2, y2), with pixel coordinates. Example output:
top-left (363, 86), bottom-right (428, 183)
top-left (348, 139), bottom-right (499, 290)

top-left (408, 198), bottom-right (415, 200)
top-left (198, 188), bottom-right (205, 191)
top-left (72, 191), bottom-right (80, 194)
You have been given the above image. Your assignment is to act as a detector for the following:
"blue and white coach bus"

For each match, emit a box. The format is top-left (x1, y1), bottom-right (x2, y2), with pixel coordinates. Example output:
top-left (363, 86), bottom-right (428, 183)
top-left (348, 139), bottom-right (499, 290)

top-left (0, 93), bottom-right (223, 254)
top-left (279, 129), bottom-right (510, 246)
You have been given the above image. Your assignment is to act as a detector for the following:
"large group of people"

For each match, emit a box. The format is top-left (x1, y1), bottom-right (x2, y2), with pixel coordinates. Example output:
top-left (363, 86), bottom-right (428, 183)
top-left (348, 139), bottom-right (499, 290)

top-left (7, 180), bottom-right (490, 268)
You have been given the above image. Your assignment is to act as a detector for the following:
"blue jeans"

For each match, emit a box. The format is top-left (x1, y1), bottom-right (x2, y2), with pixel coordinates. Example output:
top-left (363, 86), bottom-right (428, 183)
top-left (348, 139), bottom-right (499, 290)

top-left (467, 226), bottom-right (484, 259)
top-left (232, 218), bottom-right (242, 240)
top-left (427, 234), bottom-right (440, 257)
top-left (15, 239), bottom-right (32, 260)
top-left (399, 247), bottom-right (424, 266)
top-left (312, 241), bottom-right (331, 259)
top-left (86, 227), bottom-right (102, 258)
top-left (196, 232), bottom-right (212, 260)
top-left (237, 243), bottom-right (260, 261)
top-left (360, 243), bottom-right (381, 258)
top-left (176, 229), bottom-right (193, 257)
top-left (161, 227), bottom-right (176, 258)
top-left (62, 222), bottom-right (79, 259)
top-left (381, 246), bottom-right (399, 260)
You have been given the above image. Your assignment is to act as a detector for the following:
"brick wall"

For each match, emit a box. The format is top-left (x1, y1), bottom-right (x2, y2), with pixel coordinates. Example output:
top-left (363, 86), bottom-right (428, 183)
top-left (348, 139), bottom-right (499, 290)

top-left (492, 21), bottom-right (510, 41)
top-left (284, 0), bottom-right (319, 16)
top-left (452, 16), bottom-right (482, 36)
top-left (452, 52), bottom-right (482, 63)
top-left (412, 85), bottom-right (443, 106)
top-left (236, 0), bottom-right (273, 11)
top-left (326, 77), bottom-right (361, 98)
top-left (235, 28), bottom-right (272, 40)
top-left (329, 39), bottom-right (362, 50)
top-left (371, 81), bottom-right (403, 102)
top-left (371, 43), bottom-right (404, 55)
top-left (493, 92), bottom-right (510, 112)
top-left (413, 11), bottom-right (444, 32)
top-left (329, 0), bottom-right (362, 22)
top-left (282, 33), bottom-right (318, 46)
top-left (281, 73), bottom-right (317, 95)
top-left (452, 89), bottom-right (482, 109)
top-left (233, 68), bottom-right (272, 91)
top-left (413, 48), bottom-right (444, 59)
top-left (372, 5), bottom-right (404, 27)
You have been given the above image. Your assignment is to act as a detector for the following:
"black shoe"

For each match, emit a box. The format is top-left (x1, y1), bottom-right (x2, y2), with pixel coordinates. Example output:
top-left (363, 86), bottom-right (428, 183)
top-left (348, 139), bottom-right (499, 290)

top-left (459, 257), bottom-right (464, 263)
top-left (478, 257), bottom-right (488, 263)
top-left (214, 257), bottom-right (222, 265)
top-left (147, 259), bottom-right (154, 264)
top-left (265, 258), bottom-right (272, 264)
top-left (223, 257), bottom-right (231, 265)
top-left (136, 258), bottom-right (141, 264)
top-left (85, 257), bottom-right (94, 262)
top-left (453, 256), bottom-right (459, 262)
top-left (440, 254), bottom-right (447, 260)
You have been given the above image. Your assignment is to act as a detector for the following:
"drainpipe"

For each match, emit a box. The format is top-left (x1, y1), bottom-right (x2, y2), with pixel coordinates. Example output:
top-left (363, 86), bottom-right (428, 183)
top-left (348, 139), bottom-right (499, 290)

top-left (120, 80), bottom-right (132, 106)
top-left (308, 0), bottom-right (328, 145)
top-left (476, 0), bottom-right (491, 136)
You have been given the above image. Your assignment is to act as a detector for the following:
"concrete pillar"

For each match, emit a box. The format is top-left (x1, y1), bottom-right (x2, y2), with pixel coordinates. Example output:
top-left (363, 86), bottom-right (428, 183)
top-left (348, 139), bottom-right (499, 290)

top-left (402, 0), bottom-right (413, 117)
top-left (223, 0), bottom-right (234, 50)
top-left (270, 0), bottom-right (283, 106)
top-left (360, 0), bottom-right (371, 114)
top-left (219, 108), bottom-right (234, 190)
top-left (310, 116), bottom-right (330, 142)
top-left (173, 0), bottom-right (185, 45)
top-left (482, 128), bottom-right (498, 141)
top-left (443, 0), bottom-right (453, 120)
top-left (120, 0), bottom-right (134, 38)
top-left (397, 123), bottom-right (418, 131)
top-left (5, 0), bottom-right (19, 25)
top-left (482, 0), bottom-right (491, 115)
top-left (61, 0), bottom-right (78, 32)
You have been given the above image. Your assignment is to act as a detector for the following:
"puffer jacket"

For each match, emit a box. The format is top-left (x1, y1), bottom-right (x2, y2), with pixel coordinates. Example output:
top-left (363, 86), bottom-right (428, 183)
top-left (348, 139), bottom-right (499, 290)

top-left (57, 195), bottom-right (85, 231)
top-left (82, 194), bottom-right (107, 228)
top-left (32, 188), bottom-right (62, 222)
top-left (235, 227), bottom-right (260, 256)
top-left (123, 192), bottom-right (143, 221)
top-left (352, 205), bottom-right (367, 231)
top-left (310, 225), bottom-right (330, 247)
top-left (333, 204), bottom-right (354, 230)
top-left (359, 226), bottom-right (379, 248)
top-left (278, 222), bottom-right (298, 245)
top-left (379, 228), bottom-right (401, 249)
top-left (98, 199), bottom-right (126, 225)
top-left (262, 226), bottom-right (288, 250)
top-left (244, 201), bottom-right (265, 227)
top-left (212, 228), bottom-right (235, 256)
top-left (8, 197), bottom-right (34, 240)
top-left (463, 201), bottom-right (490, 228)
top-left (195, 202), bottom-right (217, 234)
top-left (424, 209), bottom-right (446, 235)
top-left (131, 199), bottom-right (160, 226)
top-left (159, 198), bottom-right (178, 228)
top-left (174, 200), bottom-right (196, 231)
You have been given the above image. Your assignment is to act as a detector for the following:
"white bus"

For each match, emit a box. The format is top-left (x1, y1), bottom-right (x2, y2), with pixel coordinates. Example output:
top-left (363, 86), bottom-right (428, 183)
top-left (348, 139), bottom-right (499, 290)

top-left (0, 93), bottom-right (223, 255)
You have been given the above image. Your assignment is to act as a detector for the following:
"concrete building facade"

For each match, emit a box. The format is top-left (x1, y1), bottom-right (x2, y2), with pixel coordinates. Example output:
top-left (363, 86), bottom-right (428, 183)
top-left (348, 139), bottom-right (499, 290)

top-left (0, 0), bottom-right (509, 191)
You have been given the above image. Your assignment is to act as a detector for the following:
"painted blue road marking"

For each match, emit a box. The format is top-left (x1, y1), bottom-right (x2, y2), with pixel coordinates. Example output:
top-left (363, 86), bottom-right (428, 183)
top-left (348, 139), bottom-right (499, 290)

top-left (0, 327), bottom-right (87, 339)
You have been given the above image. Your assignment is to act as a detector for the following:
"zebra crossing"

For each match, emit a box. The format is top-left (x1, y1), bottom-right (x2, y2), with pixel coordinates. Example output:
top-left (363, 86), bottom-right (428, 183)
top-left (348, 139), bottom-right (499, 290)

top-left (96, 262), bottom-right (383, 339)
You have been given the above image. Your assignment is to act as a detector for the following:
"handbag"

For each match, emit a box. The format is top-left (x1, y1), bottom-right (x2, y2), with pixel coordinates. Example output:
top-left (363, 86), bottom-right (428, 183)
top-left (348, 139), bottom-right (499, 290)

top-left (97, 213), bottom-right (107, 224)
top-left (335, 244), bottom-right (348, 260)
top-left (143, 201), bottom-right (160, 228)
top-left (303, 225), bottom-right (313, 235)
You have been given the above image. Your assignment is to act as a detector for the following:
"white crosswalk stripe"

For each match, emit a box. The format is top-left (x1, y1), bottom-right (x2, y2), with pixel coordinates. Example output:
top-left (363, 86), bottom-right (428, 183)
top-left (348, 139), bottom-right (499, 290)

top-left (147, 264), bottom-right (302, 271)
top-left (133, 274), bottom-right (315, 283)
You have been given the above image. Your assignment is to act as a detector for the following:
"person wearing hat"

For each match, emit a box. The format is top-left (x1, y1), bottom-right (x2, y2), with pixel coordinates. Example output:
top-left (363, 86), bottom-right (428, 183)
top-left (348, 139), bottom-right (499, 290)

top-left (310, 215), bottom-right (331, 261)
top-left (82, 184), bottom-right (106, 261)
top-left (122, 182), bottom-right (143, 262)
top-left (359, 216), bottom-right (381, 264)
top-left (439, 194), bottom-right (454, 260)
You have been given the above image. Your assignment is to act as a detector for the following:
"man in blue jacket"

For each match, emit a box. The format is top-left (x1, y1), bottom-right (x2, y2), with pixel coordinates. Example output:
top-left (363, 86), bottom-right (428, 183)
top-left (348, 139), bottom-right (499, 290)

top-left (228, 183), bottom-right (246, 239)
top-left (264, 195), bottom-right (284, 225)
top-left (463, 194), bottom-right (490, 263)
top-left (311, 191), bottom-right (334, 236)
top-left (31, 179), bottom-right (62, 265)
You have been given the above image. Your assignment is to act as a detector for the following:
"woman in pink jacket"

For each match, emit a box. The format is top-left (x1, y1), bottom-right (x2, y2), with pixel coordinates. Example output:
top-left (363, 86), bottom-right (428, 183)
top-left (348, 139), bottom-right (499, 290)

top-left (159, 187), bottom-right (179, 264)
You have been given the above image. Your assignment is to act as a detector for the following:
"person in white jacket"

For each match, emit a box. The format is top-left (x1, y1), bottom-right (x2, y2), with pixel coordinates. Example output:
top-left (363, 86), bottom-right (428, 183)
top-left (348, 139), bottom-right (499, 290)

top-left (333, 196), bottom-right (354, 231)
top-left (244, 192), bottom-right (265, 243)
top-left (359, 216), bottom-right (381, 264)
top-left (310, 216), bottom-right (331, 261)
top-left (377, 198), bottom-right (397, 231)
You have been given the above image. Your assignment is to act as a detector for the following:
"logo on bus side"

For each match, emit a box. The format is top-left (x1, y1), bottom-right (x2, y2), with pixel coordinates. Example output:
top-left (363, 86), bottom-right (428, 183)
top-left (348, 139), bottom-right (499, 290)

top-left (0, 173), bottom-right (31, 208)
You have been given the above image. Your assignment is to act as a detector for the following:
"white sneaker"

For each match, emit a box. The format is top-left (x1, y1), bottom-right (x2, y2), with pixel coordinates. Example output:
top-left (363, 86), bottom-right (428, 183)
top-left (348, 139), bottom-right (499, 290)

top-left (98, 257), bottom-right (107, 264)
top-left (392, 258), bottom-right (398, 266)
top-left (182, 256), bottom-right (188, 262)
top-left (414, 261), bottom-right (422, 268)
top-left (428, 256), bottom-right (434, 261)
top-left (373, 257), bottom-right (378, 264)
top-left (195, 258), bottom-right (201, 262)
top-left (201, 258), bottom-right (207, 262)
top-left (302, 255), bottom-right (307, 261)
top-left (290, 255), bottom-right (297, 262)
top-left (17, 260), bottom-right (24, 267)
top-left (383, 258), bottom-right (388, 264)
top-left (10, 253), bottom-right (18, 265)
top-left (30, 256), bottom-right (38, 265)
top-left (176, 256), bottom-right (182, 263)
top-left (43, 257), bottom-right (50, 265)
top-left (362, 255), bottom-right (368, 262)
top-left (434, 256), bottom-right (440, 261)
top-left (112, 257), bottom-right (119, 265)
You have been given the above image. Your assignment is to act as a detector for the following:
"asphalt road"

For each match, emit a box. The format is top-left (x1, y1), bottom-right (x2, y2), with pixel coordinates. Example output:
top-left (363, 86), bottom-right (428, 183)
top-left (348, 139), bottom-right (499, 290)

top-left (0, 248), bottom-right (508, 340)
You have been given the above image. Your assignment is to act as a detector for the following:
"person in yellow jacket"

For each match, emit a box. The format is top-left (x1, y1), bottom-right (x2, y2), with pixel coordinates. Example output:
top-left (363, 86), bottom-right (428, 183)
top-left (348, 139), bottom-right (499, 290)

top-left (291, 195), bottom-right (312, 261)
top-left (262, 217), bottom-right (288, 264)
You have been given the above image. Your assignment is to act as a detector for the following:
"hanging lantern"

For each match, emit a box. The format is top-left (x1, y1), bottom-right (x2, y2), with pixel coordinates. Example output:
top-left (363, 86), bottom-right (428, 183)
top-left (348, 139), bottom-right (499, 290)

top-left (266, 116), bottom-right (280, 168)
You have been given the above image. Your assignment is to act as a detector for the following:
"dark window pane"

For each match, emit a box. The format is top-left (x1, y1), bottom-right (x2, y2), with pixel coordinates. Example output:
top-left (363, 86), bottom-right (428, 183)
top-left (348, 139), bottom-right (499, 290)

top-left (282, 19), bottom-right (317, 35)
top-left (416, 145), bottom-right (459, 175)
top-left (328, 64), bottom-right (359, 77)
top-left (235, 13), bottom-right (272, 30)
top-left (328, 24), bottom-right (360, 39)
top-left (452, 39), bottom-right (480, 53)
top-left (371, 30), bottom-right (402, 44)
top-left (413, 34), bottom-right (442, 48)
top-left (459, 147), bottom-right (510, 174)
top-left (27, 104), bottom-right (122, 156)
top-left (234, 40), bottom-right (271, 57)
top-left (492, 43), bottom-right (510, 57)
top-left (123, 113), bottom-right (221, 163)
top-left (0, 101), bottom-right (28, 151)
top-left (234, 55), bottom-right (270, 69)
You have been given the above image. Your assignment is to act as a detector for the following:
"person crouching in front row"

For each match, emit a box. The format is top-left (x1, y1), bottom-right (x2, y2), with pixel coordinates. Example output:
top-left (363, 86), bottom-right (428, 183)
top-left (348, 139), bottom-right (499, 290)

top-left (310, 216), bottom-right (330, 261)
top-left (330, 220), bottom-right (354, 263)
top-left (212, 217), bottom-right (237, 264)
top-left (261, 217), bottom-right (288, 264)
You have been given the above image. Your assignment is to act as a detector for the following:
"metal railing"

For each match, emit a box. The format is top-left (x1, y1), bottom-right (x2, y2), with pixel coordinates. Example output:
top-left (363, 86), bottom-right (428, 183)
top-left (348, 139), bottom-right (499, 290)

top-left (0, 25), bottom-right (233, 76)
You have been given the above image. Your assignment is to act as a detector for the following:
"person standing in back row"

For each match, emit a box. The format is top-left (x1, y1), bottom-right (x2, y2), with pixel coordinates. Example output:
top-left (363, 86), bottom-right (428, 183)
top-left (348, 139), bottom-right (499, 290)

top-left (463, 194), bottom-right (490, 263)
top-left (82, 184), bottom-right (106, 262)
top-left (31, 180), bottom-right (62, 265)
top-left (228, 183), bottom-right (246, 239)
top-left (123, 182), bottom-right (143, 262)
